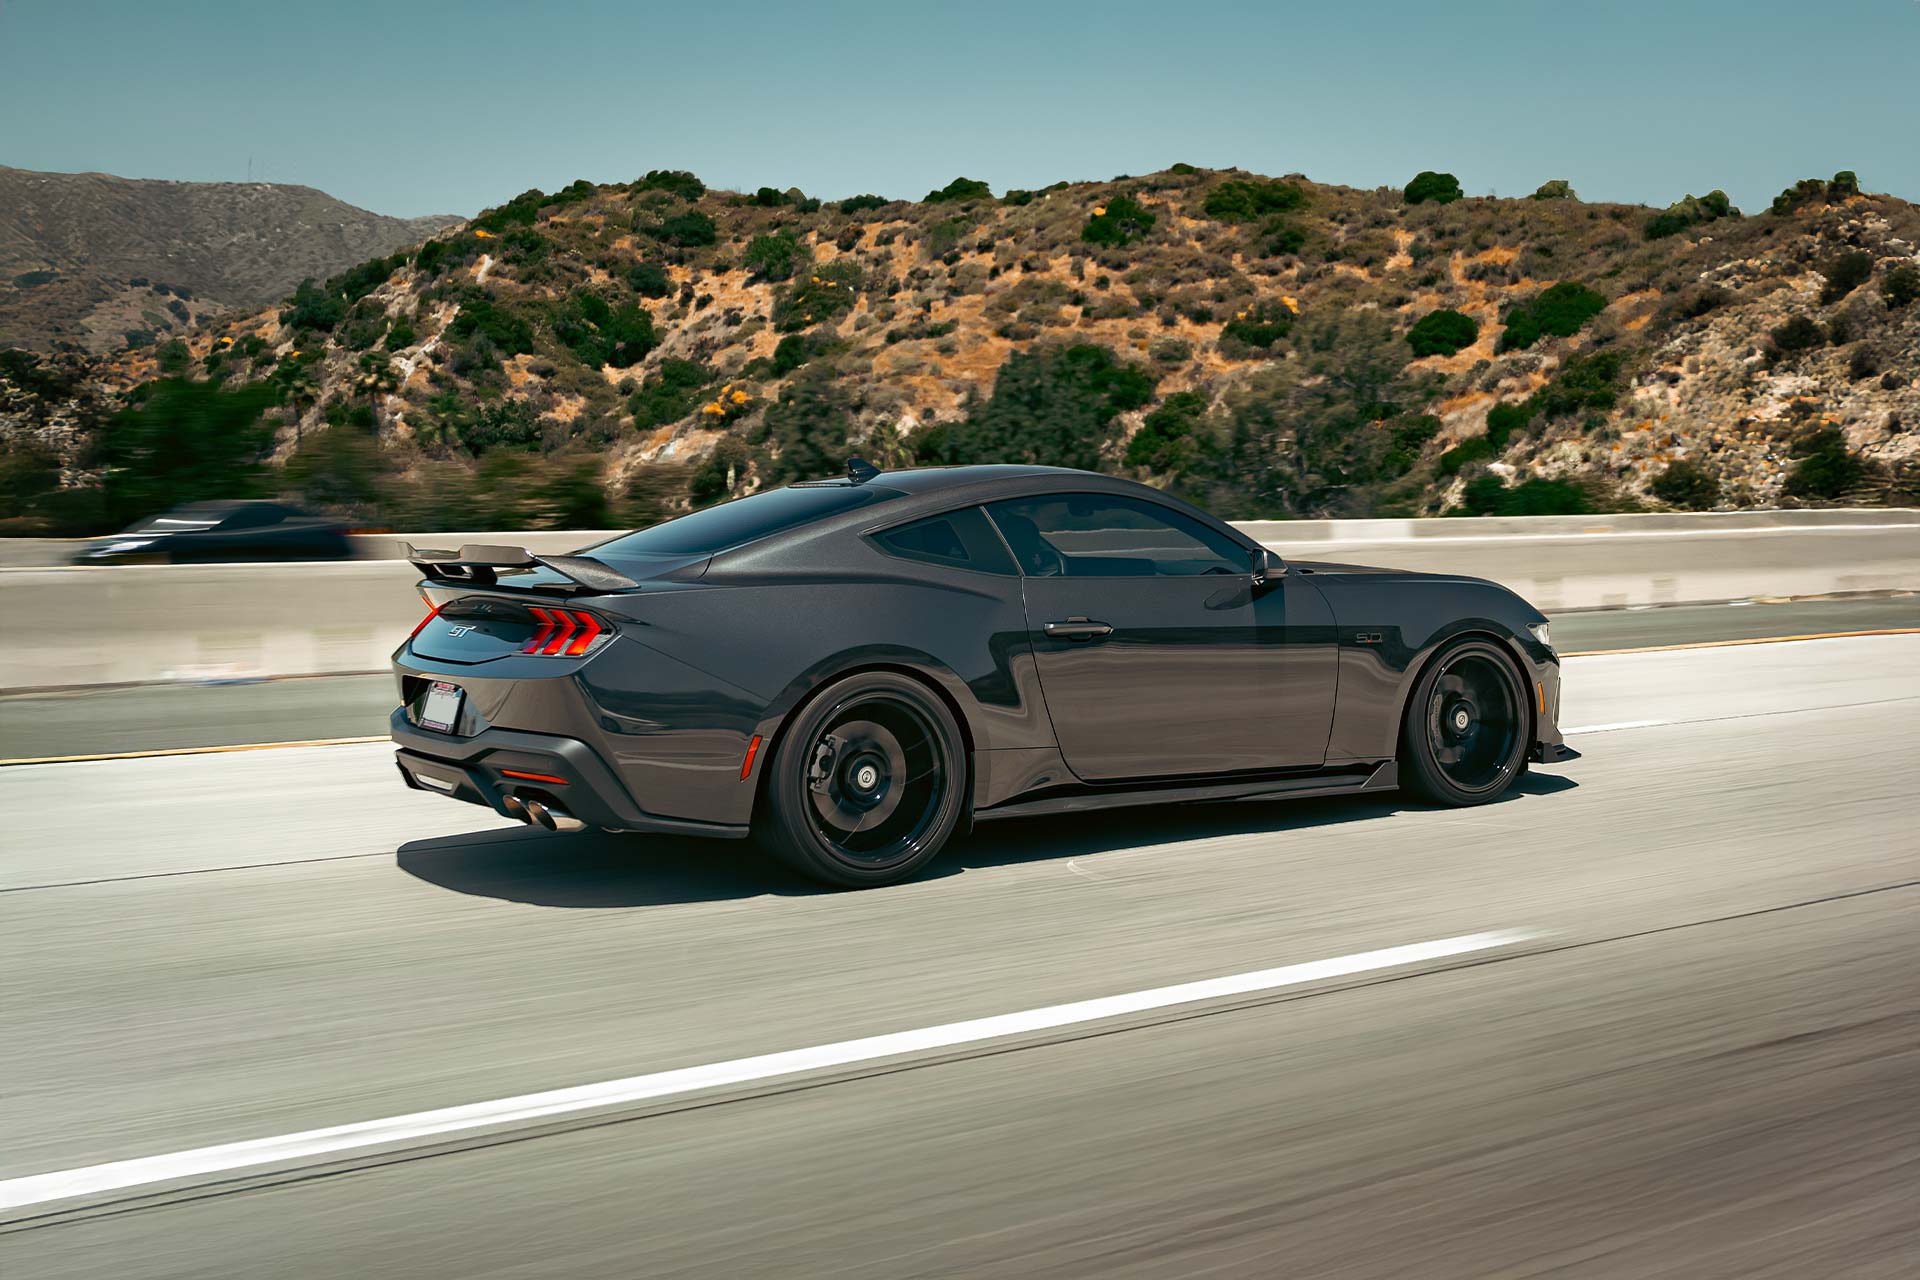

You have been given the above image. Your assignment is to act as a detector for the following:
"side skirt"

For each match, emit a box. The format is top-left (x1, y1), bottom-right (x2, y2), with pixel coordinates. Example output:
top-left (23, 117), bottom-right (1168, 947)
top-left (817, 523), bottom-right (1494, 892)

top-left (971, 760), bottom-right (1398, 824)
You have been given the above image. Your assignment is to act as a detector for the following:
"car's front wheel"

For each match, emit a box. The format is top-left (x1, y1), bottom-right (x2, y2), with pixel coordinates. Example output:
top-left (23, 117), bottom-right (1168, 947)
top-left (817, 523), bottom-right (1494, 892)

top-left (1399, 637), bottom-right (1529, 806)
top-left (759, 672), bottom-right (967, 888)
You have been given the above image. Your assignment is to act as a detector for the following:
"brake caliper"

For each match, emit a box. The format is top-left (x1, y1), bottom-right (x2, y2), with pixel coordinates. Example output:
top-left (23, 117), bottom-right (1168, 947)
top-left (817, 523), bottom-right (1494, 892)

top-left (808, 734), bottom-right (844, 795)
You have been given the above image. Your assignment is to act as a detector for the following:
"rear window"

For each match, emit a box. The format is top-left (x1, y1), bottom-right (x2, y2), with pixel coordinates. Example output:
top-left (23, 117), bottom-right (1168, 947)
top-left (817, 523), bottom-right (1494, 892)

top-left (590, 484), bottom-right (904, 558)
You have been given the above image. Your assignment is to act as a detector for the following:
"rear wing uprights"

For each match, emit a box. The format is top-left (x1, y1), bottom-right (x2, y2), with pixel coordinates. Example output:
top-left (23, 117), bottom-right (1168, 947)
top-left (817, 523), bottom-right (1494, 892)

top-left (402, 543), bottom-right (639, 593)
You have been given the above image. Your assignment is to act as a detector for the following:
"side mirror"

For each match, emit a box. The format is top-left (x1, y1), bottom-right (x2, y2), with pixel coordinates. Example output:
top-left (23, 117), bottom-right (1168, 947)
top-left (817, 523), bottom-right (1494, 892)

top-left (1251, 547), bottom-right (1286, 583)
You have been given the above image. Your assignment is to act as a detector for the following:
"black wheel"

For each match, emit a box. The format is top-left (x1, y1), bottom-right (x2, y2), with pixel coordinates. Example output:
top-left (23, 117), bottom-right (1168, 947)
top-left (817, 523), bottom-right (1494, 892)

top-left (759, 672), bottom-right (966, 888)
top-left (1399, 638), bottom-right (1529, 806)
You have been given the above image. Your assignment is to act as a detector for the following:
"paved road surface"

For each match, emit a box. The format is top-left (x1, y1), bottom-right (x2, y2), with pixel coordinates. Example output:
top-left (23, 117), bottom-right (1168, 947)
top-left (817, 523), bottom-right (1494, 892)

top-left (3, 594), bottom-right (1914, 760)
top-left (0, 635), bottom-right (1915, 1276)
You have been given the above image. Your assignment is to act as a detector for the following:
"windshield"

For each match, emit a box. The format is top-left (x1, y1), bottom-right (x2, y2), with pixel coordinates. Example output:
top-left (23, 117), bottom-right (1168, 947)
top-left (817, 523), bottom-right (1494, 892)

top-left (590, 485), bottom-right (903, 559)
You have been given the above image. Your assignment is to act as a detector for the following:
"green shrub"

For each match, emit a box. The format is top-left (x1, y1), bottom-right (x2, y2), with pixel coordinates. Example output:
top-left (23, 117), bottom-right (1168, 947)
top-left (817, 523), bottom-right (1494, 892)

top-left (1783, 427), bottom-right (1862, 499)
top-left (837, 193), bottom-right (889, 215)
top-left (1771, 172), bottom-right (1858, 217)
top-left (924, 177), bottom-right (993, 204)
top-left (1125, 391), bottom-right (1210, 472)
top-left (0, 441), bottom-right (63, 521)
top-left (1533, 350), bottom-right (1625, 416)
top-left (770, 333), bottom-right (812, 374)
top-left (773, 259), bottom-right (862, 331)
top-left (1644, 189), bottom-right (1734, 240)
top-left (1437, 436), bottom-right (1496, 475)
top-left (1260, 220), bottom-right (1307, 256)
top-left (1769, 315), bottom-right (1826, 354)
top-left (750, 187), bottom-right (786, 207)
top-left (1001, 189), bottom-right (1036, 207)
top-left (634, 169), bottom-right (705, 201)
top-left (447, 293), bottom-right (536, 355)
top-left (1650, 459), bottom-right (1720, 509)
top-left (471, 188), bottom-right (550, 234)
top-left (689, 436), bottom-right (753, 504)
top-left (629, 358), bottom-right (712, 429)
top-left (1530, 180), bottom-right (1577, 201)
top-left (1202, 178), bottom-right (1307, 222)
top-left (1883, 264), bottom-right (1920, 309)
top-left (651, 211), bottom-right (717, 247)
top-left (156, 339), bottom-right (192, 374)
top-left (1403, 171), bottom-right (1463, 206)
top-left (743, 230), bottom-right (804, 281)
top-left (1081, 194), bottom-right (1157, 247)
top-left (1382, 414), bottom-right (1441, 475)
top-left (1455, 474), bottom-right (1592, 516)
top-left (1497, 281), bottom-right (1607, 351)
top-left (456, 399), bottom-right (544, 453)
top-left (383, 316), bottom-right (417, 351)
top-left (1406, 308), bottom-right (1479, 357)
top-left (551, 290), bottom-right (657, 369)
top-left (282, 278), bottom-right (345, 332)
top-left (1820, 250), bottom-right (1874, 304)
top-left (1484, 400), bottom-right (1532, 448)
top-left (627, 261), bottom-right (672, 297)
top-left (1219, 300), bottom-right (1295, 355)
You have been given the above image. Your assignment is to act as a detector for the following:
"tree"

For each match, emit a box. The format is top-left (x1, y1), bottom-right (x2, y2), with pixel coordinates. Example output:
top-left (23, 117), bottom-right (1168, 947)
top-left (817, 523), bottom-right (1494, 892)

top-left (1125, 391), bottom-right (1210, 472)
top-left (932, 344), bottom-right (1156, 471)
top-left (1081, 195), bottom-right (1156, 247)
top-left (743, 231), bottom-right (804, 281)
top-left (1784, 427), bottom-right (1862, 499)
top-left (1202, 179), bottom-right (1307, 222)
top-left (1883, 264), bottom-right (1920, 309)
top-left (1650, 459), bottom-right (1720, 509)
top-left (1498, 282), bottom-right (1607, 351)
top-left (1406, 309), bottom-right (1479, 357)
top-left (1530, 180), bottom-right (1577, 201)
top-left (99, 378), bottom-right (280, 525)
top-left (1403, 171), bottom-right (1463, 205)
top-left (1820, 250), bottom-right (1873, 305)
top-left (924, 177), bottom-right (993, 204)
top-left (1644, 189), bottom-right (1735, 240)
top-left (652, 211), bottom-right (717, 247)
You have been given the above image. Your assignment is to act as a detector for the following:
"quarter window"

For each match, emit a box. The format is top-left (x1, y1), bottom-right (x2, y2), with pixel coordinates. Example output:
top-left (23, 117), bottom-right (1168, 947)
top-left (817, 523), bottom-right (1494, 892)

top-left (985, 494), bottom-right (1248, 577)
top-left (872, 507), bottom-right (1017, 575)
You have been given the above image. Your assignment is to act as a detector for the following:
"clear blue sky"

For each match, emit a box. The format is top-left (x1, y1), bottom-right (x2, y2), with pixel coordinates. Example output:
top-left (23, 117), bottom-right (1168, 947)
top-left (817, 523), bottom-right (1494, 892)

top-left (2, 0), bottom-right (1915, 218)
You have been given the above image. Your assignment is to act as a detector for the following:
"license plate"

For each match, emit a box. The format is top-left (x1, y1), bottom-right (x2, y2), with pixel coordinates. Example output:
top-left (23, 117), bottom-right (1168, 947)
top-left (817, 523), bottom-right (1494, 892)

top-left (420, 680), bottom-right (463, 733)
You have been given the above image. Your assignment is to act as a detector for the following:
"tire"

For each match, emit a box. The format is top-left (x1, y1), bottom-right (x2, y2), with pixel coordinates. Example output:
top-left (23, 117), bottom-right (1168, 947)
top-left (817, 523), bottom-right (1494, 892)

top-left (759, 671), bottom-right (968, 888)
top-left (1398, 637), bottom-right (1530, 806)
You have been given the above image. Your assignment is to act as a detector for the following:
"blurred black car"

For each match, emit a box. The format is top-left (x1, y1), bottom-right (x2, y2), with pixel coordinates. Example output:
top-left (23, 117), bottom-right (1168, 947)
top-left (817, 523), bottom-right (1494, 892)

top-left (75, 501), bottom-right (354, 564)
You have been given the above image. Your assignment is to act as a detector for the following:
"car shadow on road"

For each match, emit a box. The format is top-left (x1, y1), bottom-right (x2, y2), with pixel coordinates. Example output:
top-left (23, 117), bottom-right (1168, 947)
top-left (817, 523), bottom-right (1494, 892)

top-left (397, 771), bottom-right (1578, 910)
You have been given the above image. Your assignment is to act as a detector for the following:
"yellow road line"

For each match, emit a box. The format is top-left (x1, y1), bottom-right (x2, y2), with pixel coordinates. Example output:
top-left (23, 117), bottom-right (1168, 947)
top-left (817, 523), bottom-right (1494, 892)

top-left (1564, 627), bottom-right (1920, 658)
top-left (0, 736), bottom-right (387, 767)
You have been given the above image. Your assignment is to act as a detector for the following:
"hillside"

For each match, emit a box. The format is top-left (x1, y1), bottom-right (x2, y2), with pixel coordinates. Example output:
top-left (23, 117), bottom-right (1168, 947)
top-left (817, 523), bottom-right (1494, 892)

top-left (0, 166), bottom-right (459, 354)
top-left (3, 165), bottom-right (1918, 534)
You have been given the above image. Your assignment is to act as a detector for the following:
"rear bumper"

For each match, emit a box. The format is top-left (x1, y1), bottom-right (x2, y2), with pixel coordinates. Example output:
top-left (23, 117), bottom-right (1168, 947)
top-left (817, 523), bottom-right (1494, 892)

top-left (390, 711), bottom-right (749, 839)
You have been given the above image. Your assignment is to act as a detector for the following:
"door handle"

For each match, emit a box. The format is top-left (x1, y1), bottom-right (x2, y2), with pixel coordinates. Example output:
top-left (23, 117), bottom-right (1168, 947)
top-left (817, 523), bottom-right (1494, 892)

top-left (1044, 618), bottom-right (1114, 641)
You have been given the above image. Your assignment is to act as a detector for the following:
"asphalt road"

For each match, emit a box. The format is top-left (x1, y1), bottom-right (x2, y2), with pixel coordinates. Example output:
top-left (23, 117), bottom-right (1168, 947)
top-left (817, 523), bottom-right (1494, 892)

top-left (2, 593), bottom-right (1915, 760)
top-left (0, 633), bottom-right (1915, 1276)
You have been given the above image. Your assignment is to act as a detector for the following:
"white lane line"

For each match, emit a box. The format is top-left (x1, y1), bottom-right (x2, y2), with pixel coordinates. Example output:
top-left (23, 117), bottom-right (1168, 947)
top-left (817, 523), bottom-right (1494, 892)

top-left (1562, 719), bottom-right (1670, 734)
top-left (0, 931), bottom-right (1531, 1213)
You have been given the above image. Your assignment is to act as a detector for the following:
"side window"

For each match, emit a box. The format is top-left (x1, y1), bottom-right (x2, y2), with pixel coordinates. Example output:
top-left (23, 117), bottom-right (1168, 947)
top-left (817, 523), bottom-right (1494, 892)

top-left (986, 494), bottom-right (1248, 578)
top-left (219, 505), bottom-right (283, 531)
top-left (872, 506), bottom-right (1017, 575)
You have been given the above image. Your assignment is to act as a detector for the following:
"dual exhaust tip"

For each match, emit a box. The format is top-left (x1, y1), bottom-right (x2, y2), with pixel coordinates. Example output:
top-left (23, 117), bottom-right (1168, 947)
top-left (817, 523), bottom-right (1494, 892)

top-left (501, 793), bottom-right (586, 833)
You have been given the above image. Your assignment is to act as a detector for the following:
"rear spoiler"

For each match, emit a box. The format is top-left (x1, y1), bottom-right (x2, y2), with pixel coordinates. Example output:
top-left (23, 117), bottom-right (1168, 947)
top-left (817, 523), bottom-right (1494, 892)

top-left (403, 543), bottom-right (639, 593)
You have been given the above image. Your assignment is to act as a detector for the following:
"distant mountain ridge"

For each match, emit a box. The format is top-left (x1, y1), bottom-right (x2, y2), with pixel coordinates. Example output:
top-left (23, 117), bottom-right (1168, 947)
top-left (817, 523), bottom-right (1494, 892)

top-left (0, 166), bottom-right (460, 353)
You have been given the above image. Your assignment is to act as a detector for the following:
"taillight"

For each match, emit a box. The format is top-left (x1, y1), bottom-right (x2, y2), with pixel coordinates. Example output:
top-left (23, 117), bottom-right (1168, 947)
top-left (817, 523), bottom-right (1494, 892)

top-left (521, 608), bottom-right (611, 658)
top-left (408, 603), bottom-right (443, 641)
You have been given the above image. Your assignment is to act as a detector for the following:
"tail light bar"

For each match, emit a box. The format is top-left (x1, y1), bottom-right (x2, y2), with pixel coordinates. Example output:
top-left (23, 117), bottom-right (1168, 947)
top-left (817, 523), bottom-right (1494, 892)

top-left (523, 607), bottom-right (609, 657)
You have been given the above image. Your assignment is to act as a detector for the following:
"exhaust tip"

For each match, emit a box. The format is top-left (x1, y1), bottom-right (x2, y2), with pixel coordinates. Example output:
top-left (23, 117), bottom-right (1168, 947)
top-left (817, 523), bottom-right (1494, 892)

top-left (501, 794), bottom-right (530, 823)
top-left (523, 798), bottom-right (559, 831)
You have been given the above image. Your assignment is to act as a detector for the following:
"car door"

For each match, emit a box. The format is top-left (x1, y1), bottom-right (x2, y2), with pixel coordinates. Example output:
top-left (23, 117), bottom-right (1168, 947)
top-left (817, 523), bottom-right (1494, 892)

top-left (985, 492), bottom-right (1336, 782)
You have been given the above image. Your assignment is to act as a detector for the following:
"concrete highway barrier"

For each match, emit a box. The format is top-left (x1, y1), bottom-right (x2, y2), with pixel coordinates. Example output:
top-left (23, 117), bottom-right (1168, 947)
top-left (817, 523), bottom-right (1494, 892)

top-left (1, 510), bottom-right (1914, 690)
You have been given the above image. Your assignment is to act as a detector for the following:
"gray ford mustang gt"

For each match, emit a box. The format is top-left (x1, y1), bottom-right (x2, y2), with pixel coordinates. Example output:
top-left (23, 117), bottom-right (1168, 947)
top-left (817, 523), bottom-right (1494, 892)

top-left (392, 461), bottom-right (1574, 887)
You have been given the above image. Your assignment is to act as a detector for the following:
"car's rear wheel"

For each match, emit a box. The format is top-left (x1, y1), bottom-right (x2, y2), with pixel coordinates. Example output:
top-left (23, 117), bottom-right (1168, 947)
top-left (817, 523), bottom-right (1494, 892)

top-left (760, 672), bottom-right (966, 888)
top-left (1399, 637), bottom-right (1529, 806)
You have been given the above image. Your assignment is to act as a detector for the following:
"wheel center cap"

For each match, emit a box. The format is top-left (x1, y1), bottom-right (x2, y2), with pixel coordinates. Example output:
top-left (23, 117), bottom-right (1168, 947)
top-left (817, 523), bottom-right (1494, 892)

top-left (854, 764), bottom-right (879, 790)
top-left (1452, 707), bottom-right (1472, 732)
